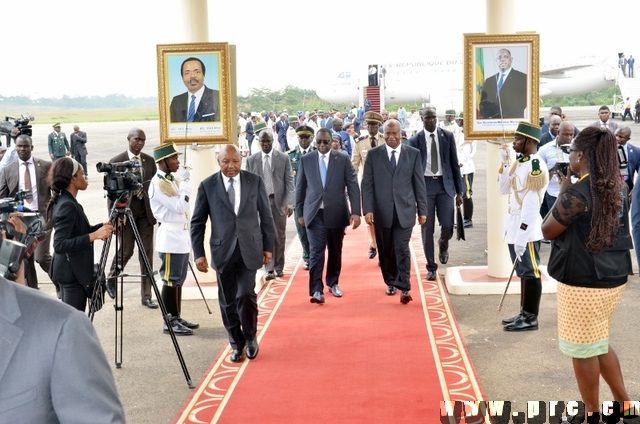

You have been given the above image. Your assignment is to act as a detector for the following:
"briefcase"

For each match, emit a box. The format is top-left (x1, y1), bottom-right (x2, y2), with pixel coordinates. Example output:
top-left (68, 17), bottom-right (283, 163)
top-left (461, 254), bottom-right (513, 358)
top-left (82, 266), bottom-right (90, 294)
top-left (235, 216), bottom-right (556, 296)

top-left (456, 205), bottom-right (465, 241)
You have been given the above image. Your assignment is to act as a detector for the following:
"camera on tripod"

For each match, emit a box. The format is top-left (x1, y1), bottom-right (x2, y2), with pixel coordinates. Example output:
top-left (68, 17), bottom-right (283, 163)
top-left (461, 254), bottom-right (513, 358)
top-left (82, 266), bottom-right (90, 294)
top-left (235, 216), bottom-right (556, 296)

top-left (0, 114), bottom-right (34, 138)
top-left (96, 160), bottom-right (143, 202)
top-left (0, 190), bottom-right (46, 280)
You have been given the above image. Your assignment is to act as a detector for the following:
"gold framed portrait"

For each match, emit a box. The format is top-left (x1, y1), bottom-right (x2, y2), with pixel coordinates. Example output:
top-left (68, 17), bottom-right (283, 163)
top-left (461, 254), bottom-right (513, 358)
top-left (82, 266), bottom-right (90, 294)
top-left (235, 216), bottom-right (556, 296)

top-left (463, 33), bottom-right (540, 140)
top-left (157, 42), bottom-right (232, 145)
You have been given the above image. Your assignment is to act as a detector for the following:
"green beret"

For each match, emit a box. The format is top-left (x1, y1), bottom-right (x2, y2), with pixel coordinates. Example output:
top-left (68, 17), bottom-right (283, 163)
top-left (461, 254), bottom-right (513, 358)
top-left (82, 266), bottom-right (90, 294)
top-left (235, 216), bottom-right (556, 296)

top-left (514, 121), bottom-right (542, 143)
top-left (296, 125), bottom-right (314, 136)
top-left (153, 143), bottom-right (181, 163)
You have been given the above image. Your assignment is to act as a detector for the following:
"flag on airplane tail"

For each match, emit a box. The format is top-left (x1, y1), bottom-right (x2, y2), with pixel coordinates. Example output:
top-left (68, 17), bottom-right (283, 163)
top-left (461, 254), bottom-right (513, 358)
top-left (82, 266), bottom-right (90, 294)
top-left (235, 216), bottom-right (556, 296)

top-left (475, 48), bottom-right (484, 118)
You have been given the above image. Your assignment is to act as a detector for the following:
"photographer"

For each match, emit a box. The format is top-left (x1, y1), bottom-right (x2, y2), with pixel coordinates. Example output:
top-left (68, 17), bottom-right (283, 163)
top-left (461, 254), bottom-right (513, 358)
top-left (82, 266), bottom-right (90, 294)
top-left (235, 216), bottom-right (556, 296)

top-left (47, 158), bottom-right (114, 311)
top-left (542, 127), bottom-right (635, 423)
top-left (537, 121), bottom-right (574, 219)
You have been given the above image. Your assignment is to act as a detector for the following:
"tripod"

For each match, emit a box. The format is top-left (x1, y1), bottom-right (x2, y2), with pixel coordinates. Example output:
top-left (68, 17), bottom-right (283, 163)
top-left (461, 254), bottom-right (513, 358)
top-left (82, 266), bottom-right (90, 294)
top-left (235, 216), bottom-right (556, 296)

top-left (89, 190), bottom-right (193, 388)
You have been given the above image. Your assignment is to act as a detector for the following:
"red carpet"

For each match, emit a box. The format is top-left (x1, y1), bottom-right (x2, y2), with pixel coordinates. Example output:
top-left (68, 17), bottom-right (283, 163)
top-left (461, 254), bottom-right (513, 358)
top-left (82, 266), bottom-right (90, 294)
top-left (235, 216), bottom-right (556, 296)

top-left (174, 224), bottom-right (486, 423)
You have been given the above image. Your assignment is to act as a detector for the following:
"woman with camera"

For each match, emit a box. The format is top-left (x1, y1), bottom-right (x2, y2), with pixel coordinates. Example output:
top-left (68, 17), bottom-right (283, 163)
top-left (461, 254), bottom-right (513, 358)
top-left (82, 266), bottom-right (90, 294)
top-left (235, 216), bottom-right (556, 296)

top-left (46, 157), bottom-right (114, 311)
top-left (542, 126), bottom-right (636, 423)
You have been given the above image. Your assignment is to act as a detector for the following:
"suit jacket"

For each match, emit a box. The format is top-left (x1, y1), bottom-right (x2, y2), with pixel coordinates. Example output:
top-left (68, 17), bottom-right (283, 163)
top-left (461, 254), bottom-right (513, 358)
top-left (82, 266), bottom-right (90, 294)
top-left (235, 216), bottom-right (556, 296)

top-left (590, 120), bottom-right (619, 133)
top-left (275, 119), bottom-right (289, 144)
top-left (0, 156), bottom-right (52, 214)
top-left (50, 190), bottom-right (102, 285)
top-left (361, 144), bottom-right (428, 228)
top-left (539, 132), bottom-right (555, 148)
top-left (408, 128), bottom-right (464, 198)
top-left (190, 170), bottom-right (275, 273)
top-left (169, 86), bottom-right (219, 122)
top-left (70, 131), bottom-right (88, 156)
top-left (480, 69), bottom-right (527, 119)
top-left (245, 121), bottom-right (255, 143)
top-left (0, 277), bottom-right (124, 423)
top-left (295, 149), bottom-right (361, 229)
top-left (246, 150), bottom-right (294, 216)
top-left (108, 151), bottom-right (157, 226)
top-left (626, 142), bottom-right (640, 191)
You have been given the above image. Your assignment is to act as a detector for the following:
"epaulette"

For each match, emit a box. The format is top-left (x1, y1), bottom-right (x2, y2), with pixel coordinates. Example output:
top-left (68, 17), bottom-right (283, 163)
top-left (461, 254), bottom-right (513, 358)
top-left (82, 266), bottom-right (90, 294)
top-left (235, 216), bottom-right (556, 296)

top-left (524, 158), bottom-right (548, 191)
top-left (356, 135), bottom-right (367, 143)
top-left (286, 148), bottom-right (296, 154)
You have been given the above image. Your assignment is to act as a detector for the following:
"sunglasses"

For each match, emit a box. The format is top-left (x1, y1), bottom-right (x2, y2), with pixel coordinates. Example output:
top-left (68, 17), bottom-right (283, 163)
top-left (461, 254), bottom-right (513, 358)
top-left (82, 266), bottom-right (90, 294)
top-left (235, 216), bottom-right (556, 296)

top-left (316, 140), bottom-right (331, 145)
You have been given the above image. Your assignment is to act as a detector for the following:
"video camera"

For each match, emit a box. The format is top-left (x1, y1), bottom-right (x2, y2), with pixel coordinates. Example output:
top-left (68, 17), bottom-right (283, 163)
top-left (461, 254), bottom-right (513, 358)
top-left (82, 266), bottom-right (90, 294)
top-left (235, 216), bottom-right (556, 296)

top-left (96, 160), bottom-right (143, 202)
top-left (0, 190), bottom-right (46, 280)
top-left (550, 143), bottom-right (572, 175)
top-left (0, 114), bottom-right (34, 138)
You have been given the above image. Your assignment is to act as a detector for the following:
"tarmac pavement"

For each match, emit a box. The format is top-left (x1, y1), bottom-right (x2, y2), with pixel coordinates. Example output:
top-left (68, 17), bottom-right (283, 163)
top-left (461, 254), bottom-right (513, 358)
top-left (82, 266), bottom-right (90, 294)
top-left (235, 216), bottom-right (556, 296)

top-left (23, 107), bottom-right (640, 423)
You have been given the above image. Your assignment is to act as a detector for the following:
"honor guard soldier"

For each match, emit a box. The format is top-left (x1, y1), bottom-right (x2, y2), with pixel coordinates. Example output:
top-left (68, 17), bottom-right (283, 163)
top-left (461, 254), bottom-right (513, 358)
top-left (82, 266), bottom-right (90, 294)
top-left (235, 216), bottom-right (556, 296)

top-left (48, 123), bottom-right (71, 161)
top-left (287, 115), bottom-right (300, 150)
top-left (438, 109), bottom-right (462, 144)
top-left (352, 111), bottom-right (385, 260)
top-left (288, 125), bottom-right (317, 270)
top-left (499, 122), bottom-right (549, 332)
top-left (249, 121), bottom-right (268, 155)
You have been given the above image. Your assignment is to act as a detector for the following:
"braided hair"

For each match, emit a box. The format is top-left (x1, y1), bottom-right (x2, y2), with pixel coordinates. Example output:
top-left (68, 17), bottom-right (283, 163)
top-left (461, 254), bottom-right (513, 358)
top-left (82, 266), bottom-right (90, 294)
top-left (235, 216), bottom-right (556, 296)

top-left (45, 157), bottom-right (75, 223)
top-left (573, 126), bottom-right (622, 252)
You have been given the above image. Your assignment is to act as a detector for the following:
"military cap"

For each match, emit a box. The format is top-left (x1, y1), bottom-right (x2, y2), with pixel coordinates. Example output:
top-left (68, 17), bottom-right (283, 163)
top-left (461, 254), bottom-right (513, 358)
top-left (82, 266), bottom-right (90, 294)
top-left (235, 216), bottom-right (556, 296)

top-left (445, 109), bottom-right (456, 116)
top-left (288, 116), bottom-right (298, 124)
top-left (254, 121), bottom-right (268, 133)
top-left (53, 123), bottom-right (61, 128)
top-left (308, 111), bottom-right (317, 118)
top-left (296, 125), bottom-right (315, 136)
top-left (514, 121), bottom-right (542, 143)
top-left (153, 142), bottom-right (181, 163)
top-left (363, 111), bottom-right (383, 124)
top-left (317, 110), bottom-right (325, 115)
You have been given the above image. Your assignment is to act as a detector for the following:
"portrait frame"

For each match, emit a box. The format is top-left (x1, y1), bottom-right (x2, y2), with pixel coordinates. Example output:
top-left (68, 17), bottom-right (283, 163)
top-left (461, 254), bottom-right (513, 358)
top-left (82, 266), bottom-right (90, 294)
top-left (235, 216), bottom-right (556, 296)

top-left (463, 33), bottom-right (540, 140)
top-left (157, 42), bottom-right (232, 145)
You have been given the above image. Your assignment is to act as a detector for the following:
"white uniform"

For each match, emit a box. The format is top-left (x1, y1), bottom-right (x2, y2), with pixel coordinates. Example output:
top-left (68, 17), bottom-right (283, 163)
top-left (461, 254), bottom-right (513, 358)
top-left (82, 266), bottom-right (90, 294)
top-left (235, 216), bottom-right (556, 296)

top-left (148, 169), bottom-right (192, 253)
top-left (498, 153), bottom-right (548, 246)
top-left (439, 120), bottom-right (462, 144)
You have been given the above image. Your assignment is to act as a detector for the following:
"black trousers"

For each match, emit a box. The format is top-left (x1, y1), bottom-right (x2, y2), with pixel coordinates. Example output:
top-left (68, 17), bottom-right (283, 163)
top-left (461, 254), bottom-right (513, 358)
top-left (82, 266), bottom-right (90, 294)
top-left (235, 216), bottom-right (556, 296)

top-left (216, 243), bottom-right (258, 350)
top-left (60, 282), bottom-right (88, 312)
top-left (306, 209), bottom-right (345, 295)
top-left (422, 177), bottom-right (454, 272)
top-left (375, 208), bottom-right (413, 291)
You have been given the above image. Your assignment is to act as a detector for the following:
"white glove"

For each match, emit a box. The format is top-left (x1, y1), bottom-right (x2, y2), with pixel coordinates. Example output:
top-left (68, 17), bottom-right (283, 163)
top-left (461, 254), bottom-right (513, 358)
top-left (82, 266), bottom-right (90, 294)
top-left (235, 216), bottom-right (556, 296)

top-left (500, 149), bottom-right (510, 166)
top-left (514, 243), bottom-right (526, 260)
top-left (177, 166), bottom-right (191, 181)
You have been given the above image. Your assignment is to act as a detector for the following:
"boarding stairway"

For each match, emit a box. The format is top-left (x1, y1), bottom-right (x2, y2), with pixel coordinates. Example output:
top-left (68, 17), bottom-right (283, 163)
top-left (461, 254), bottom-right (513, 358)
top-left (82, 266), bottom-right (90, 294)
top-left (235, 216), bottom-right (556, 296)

top-left (364, 85), bottom-right (381, 113)
top-left (611, 74), bottom-right (640, 120)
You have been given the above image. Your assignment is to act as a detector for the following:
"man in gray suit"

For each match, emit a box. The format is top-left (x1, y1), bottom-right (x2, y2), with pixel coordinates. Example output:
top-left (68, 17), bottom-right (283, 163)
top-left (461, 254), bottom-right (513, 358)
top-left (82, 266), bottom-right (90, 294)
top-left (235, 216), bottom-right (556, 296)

top-left (0, 135), bottom-right (53, 291)
top-left (246, 130), bottom-right (294, 280)
top-left (295, 128), bottom-right (361, 304)
top-left (70, 125), bottom-right (88, 176)
top-left (0, 276), bottom-right (125, 422)
top-left (362, 120), bottom-right (428, 304)
top-left (191, 145), bottom-right (275, 363)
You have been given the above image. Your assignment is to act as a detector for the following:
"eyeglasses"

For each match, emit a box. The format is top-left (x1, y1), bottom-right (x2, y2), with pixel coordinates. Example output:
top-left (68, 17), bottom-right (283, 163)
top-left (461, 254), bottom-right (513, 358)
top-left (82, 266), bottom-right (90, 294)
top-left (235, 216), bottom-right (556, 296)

top-left (316, 140), bottom-right (330, 145)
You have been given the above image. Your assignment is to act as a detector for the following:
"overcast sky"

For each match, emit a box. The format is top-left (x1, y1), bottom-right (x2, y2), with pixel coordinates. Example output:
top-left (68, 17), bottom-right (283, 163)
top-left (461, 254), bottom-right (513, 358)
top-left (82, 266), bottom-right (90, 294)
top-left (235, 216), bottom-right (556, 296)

top-left (3, 1), bottom-right (638, 99)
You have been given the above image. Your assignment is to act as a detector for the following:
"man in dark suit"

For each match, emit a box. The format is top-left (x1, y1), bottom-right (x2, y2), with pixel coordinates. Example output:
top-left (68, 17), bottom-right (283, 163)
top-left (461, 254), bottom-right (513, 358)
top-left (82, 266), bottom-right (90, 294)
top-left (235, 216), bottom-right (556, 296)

top-left (0, 134), bottom-right (53, 291)
top-left (615, 126), bottom-right (640, 194)
top-left (70, 125), bottom-right (88, 176)
top-left (246, 130), bottom-right (294, 280)
top-left (362, 120), bottom-right (427, 303)
top-left (275, 113), bottom-right (289, 151)
top-left (539, 115), bottom-right (561, 147)
top-left (191, 145), bottom-right (275, 363)
top-left (408, 107), bottom-right (463, 281)
top-left (480, 48), bottom-right (527, 119)
top-left (105, 128), bottom-right (158, 309)
top-left (0, 276), bottom-right (125, 422)
top-left (295, 128), bottom-right (361, 304)
top-left (169, 57), bottom-right (219, 122)
top-left (245, 114), bottom-right (257, 152)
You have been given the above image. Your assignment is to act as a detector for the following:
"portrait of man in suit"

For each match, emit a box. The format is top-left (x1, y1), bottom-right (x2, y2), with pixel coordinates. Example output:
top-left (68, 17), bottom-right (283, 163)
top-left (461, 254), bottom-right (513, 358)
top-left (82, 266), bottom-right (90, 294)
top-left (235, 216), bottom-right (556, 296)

top-left (169, 56), bottom-right (220, 123)
top-left (191, 144), bottom-right (275, 363)
top-left (361, 120), bottom-right (428, 304)
top-left (246, 130), bottom-right (294, 280)
top-left (0, 134), bottom-right (53, 291)
top-left (295, 128), bottom-right (361, 304)
top-left (480, 48), bottom-right (528, 119)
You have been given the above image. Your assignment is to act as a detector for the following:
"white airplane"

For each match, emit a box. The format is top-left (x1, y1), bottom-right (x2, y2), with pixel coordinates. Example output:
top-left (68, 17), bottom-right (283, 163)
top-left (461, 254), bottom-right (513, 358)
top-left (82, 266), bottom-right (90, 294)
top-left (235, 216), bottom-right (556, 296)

top-left (316, 53), bottom-right (619, 111)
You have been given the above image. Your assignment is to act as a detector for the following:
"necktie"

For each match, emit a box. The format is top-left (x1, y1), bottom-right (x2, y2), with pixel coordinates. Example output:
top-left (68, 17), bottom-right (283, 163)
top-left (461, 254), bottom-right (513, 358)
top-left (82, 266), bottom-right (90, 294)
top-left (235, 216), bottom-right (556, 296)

top-left (132, 156), bottom-right (144, 199)
top-left (390, 150), bottom-right (397, 173)
top-left (302, 150), bottom-right (306, 155)
top-left (430, 134), bottom-right (439, 174)
top-left (320, 154), bottom-right (327, 188)
top-left (496, 73), bottom-right (505, 97)
top-left (187, 94), bottom-right (196, 122)
top-left (263, 155), bottom-right (274, 195)
top-left (228, 178), bottom-right (236, 213)
top-left (370, 136), bottom-right (376, 149)
top-left (23, 162), bottom-right (33, 200)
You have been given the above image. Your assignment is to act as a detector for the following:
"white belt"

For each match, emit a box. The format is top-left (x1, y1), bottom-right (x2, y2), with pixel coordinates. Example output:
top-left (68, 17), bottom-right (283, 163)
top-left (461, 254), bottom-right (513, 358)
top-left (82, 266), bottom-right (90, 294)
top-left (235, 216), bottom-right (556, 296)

top-left (159, 222), bottom-right (189, 230)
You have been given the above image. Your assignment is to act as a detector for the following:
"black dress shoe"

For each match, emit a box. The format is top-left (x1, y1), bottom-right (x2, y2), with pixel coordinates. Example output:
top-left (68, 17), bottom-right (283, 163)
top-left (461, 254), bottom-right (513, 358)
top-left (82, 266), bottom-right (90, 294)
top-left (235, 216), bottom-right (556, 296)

top-left (329, 284), bottom-right (343, 297)
top-left (463, 219), bottom-right (473, 228)
top-left (503, 311), bottom-right (538, 331)
top-left (163, 317), bottom-right (193, 336)
top-left (501, 313), bottom-right (522, 325)
top-left (303, 261), bottom-right (310, 270)
top-left (368, 246), bottom-right (377, 259)
top-left (386, 286), bottom-right (397, 295)
top-left (439, 249), bottom-right (449, 264)
top-left (310, 291), bottom-right (325, 304)
top-left (276, 270), bottom-right (284, 277)
top-left (265, 271), bottom-right (275, 281)
top-left (246, 340), bottom-right (259, 359)
top-left (142, 299), bottom-right (159, 309)
top-left (229, 348), bottom-right (244, 363)
top-left (427, 270), bottom-right (437, 281)
top-left (400, 290), bottom-right (413, 304)
top-left (106, 281), bottom-right (116, 299)
top-left (177, 317), bottom-right (199, 329)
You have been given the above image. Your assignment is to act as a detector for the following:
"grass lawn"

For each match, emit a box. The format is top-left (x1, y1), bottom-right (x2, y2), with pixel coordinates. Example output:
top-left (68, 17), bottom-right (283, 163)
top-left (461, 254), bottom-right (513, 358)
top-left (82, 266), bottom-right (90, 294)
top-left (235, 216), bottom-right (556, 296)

top-left (5, 107), bottom-right (159, 124)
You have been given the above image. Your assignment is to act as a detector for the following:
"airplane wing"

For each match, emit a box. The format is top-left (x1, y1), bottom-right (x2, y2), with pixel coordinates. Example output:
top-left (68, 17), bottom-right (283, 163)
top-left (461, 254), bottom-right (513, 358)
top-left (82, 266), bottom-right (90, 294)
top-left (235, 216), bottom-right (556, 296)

top-left (540, 64), bottom-right (595, 77)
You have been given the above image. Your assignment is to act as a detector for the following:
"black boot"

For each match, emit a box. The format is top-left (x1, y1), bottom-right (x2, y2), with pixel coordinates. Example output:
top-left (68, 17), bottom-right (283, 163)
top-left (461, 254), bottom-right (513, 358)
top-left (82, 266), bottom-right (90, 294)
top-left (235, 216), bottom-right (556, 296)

top-left (163, 315), bottom-right (193, 336)
top-left (503, 310), bottom-right (538, 331)
top-left (463, 197), bottom-right (474, 228)
top-left (523, 278), bottom-right (542, 316)
top-left (175, 287), bottom-right (199, 329)
top-left (502, 279), bottom-right (524, 325)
